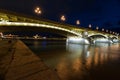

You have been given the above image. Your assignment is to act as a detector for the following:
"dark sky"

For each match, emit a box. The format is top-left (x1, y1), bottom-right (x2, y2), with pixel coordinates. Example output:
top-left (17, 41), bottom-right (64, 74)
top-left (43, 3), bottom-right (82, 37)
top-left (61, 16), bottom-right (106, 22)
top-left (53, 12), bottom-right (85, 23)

top-left (0, 0), bottom-right (120, 33)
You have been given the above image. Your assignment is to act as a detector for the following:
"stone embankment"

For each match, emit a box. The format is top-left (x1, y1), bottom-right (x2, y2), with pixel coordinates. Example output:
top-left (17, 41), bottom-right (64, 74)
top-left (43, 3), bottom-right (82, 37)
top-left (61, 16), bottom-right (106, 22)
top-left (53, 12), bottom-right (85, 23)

top-left (0, 40), bottom-right (60, 80)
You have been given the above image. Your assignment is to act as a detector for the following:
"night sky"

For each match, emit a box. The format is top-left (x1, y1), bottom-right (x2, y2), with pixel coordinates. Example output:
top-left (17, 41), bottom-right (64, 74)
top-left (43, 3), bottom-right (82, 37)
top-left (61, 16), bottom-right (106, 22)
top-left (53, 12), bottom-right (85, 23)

top-left (0, 0), bottom-right (120, 33)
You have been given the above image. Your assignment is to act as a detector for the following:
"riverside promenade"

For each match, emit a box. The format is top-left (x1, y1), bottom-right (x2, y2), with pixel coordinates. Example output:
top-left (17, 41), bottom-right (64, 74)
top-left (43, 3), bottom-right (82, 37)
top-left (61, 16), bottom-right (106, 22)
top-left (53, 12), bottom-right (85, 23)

top-left (0, 39), bottom-right (60, 80)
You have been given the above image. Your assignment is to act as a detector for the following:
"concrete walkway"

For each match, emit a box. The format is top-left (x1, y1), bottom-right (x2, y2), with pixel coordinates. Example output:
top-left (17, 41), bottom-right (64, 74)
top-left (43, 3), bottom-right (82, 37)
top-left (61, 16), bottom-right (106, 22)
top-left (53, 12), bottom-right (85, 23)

top-left (0, 40), bottom-right (60, 80)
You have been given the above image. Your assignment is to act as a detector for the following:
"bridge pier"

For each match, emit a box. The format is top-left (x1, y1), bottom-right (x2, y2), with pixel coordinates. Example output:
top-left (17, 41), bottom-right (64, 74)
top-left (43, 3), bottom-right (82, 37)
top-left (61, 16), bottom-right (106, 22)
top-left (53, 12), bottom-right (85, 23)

top-left (66, 37), bottom-right (120, 45)
top-left (93, 38), bottom-right (113, 44)
top-left (112, 39), bottom-right (120, 43)
top-left (67, 37), bottom-right (90, 45)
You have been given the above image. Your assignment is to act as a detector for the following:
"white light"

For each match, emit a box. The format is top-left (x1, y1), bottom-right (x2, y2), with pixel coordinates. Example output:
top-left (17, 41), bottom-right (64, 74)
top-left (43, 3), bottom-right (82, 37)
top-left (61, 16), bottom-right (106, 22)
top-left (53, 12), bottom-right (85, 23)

top-left (88, 24), bottom-right (92, 28)
top-left (67, 37), bottom-right (90, 44)
top-left (95, 38), bottom-right (113, 43)
top-left (87, 51), bottom-right (90, 57)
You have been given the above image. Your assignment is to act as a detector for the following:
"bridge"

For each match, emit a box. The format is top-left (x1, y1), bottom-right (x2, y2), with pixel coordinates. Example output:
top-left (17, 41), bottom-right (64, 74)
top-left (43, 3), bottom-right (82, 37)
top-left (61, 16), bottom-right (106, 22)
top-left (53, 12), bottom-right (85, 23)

top-left (0, 9), bottom-right (119, 44)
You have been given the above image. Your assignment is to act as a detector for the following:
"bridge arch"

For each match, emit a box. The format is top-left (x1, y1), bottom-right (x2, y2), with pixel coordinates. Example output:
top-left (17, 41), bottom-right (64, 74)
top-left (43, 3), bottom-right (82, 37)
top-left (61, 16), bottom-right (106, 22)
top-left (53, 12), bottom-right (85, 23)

top-left (111, 36), bottom-right (118, 39)
top-left (0, 21), bottom-right (82, 37)
top-left (88, 34), bottom-right (108, 39)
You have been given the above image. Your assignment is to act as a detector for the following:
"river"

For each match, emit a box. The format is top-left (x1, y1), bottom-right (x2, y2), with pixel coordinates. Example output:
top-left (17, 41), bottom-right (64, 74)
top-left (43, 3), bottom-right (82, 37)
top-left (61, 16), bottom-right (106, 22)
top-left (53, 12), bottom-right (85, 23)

top-left (23, 39), bottom-right (120, 80)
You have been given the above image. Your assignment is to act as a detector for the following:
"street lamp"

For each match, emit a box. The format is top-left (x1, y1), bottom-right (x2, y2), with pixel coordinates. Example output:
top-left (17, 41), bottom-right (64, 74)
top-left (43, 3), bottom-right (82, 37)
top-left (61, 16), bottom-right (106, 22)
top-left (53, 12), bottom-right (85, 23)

top-left (60, 15), bottom-right (66, 21)
top-left (76, 20), bottom-right (80, 25)
top-left (88, 24), bottom-right (92, 28)
top-left (106, 30), bottom-right (108, 32)
top-left (102, 28), bottom-right (104, 31)
top-left (96, 26), bottom-right (99, 30)
top-left (34, 7), bottom-right (42, 15)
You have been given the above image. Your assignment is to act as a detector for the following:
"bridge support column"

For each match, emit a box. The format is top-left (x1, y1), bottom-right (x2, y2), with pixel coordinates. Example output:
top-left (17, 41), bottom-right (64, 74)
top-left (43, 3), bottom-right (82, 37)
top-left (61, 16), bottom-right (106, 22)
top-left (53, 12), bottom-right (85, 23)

top-left (67, 36), bottom-right (90, 45)
top-left (82, 31), bottom-right (88, 38)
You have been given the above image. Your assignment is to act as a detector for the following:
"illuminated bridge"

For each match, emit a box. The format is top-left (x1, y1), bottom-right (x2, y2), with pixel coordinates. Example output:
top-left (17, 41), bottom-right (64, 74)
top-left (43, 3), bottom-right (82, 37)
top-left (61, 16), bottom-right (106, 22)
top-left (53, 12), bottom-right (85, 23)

top-left (0, 9), bottom-right (119, 44)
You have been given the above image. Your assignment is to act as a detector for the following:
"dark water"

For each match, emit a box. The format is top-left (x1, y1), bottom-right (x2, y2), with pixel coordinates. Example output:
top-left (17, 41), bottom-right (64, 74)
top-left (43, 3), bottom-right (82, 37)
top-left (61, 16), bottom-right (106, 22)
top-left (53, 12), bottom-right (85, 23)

top-left (23, 39), bottom-right (120, 80)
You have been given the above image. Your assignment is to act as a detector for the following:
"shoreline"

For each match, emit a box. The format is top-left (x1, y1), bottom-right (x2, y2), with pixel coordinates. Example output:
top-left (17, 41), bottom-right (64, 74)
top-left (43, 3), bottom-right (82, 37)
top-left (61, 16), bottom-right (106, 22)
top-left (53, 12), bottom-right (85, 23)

top-left (0, 39), bottom-right (60, 80)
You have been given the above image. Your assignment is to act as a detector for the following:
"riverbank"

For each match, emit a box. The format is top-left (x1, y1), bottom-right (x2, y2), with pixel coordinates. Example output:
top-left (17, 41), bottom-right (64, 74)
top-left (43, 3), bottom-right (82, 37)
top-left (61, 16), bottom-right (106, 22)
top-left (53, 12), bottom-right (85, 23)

top-left (0, 39), bottom-right (60, 80)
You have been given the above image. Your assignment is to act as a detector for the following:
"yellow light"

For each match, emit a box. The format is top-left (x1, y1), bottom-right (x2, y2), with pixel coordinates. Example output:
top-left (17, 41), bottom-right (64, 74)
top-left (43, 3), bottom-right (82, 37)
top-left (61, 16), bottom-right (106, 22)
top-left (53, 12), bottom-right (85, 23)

top-left (96, 26), bottom-right (99, 30)
top-left (36, 7), bottom-right (40, 10)
top-left (34, 7), bottom-right (42, 15)
top-left (76, 20), bottom-right (80, 25)
top-left (60, 15), bottom-right (66, 21)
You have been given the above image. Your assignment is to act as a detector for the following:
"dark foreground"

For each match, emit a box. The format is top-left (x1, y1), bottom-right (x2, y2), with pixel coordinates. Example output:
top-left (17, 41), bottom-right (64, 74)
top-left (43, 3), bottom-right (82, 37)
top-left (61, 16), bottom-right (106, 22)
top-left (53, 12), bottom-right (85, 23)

top-left (0, 39), bottom-right (60, 80)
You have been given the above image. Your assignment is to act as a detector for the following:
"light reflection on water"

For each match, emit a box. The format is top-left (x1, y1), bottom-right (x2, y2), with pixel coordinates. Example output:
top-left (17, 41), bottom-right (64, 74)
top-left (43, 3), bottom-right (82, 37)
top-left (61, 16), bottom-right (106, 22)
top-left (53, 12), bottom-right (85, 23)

top-left (23, 40), bottom-right (120, 80)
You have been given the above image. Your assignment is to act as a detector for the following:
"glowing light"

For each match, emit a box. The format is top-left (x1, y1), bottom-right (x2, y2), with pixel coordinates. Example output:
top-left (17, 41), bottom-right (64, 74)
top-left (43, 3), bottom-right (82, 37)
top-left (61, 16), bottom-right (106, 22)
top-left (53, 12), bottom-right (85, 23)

top-left (67, 37), bottom-right (90, 44)
top-left (33, 34), bottom-right (39, 39)
top-left (88, 24), bottom-right (92, 28)
top-left (76, 20), bottom-right (80, 25)
top-left (0, 18), bottom-right (3, 20)
top-left (0, 32), bottom-right (3, 38)
top-left (113, 39), bottom-right (119, 42)
top-left (87, 51), bottom-right (90, 57)
top-left (34, 7), bottom-right (42, 15)
top-left (95, 38), bottom-right (113, 43)
top-left (60, 15), bottom-right (66, 21)
top-left (102, 28), bottom-right (104, 31)
top-left (96, 26), bottom-right (99, 30)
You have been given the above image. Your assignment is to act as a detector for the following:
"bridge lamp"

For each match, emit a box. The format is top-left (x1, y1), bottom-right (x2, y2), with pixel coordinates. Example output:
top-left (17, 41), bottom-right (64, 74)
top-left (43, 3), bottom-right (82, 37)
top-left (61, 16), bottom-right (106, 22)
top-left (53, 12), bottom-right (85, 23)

top-left (96, 26), bottom-right (99, 30)
top-left (110, 31), bottom-right (112, 34)
top-left (88, 24), bottom-right (92, 28)
top-left (60, 15), bottom-right (66, 21)
top-left (34, 7), bottom-right (42, 15)
top-left (106, 30), bottom-right (108, 32)
top-left (113, 32), bottom-right (115, 34)
top-left (102, 28), bottom-right (104, 31)
top-left (76, 20), bottom-right (80, 25)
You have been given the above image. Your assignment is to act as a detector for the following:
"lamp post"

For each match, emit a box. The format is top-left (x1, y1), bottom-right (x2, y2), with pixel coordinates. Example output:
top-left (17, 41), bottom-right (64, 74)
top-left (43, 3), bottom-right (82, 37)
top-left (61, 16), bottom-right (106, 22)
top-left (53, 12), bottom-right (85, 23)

top-left (96, 26), bottom-right (99, 30)
top-left (102, 28), bottom-right (104, 31)
top-left (34, 7), bottom-right (42, 15)
top-left (88, 24), bottom-right (92, 28)
top-left (76, 20), bottom-right (80, 25)
top-left (60, 15), bottom-right (66, 22)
